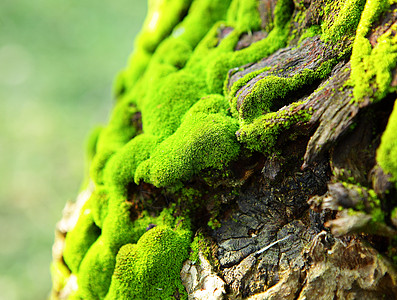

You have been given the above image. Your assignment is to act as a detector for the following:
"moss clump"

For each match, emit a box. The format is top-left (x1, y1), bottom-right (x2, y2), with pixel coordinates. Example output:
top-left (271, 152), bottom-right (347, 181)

top-left (226, 0), bottom-right (262, 32)
top-left (76, 237), bottom-right (116, 299)
top-left (120, 0), bottom-right (193, 92)
top-left (298, 25), bottom-right (321, 45)
top-left (90, 100), bottom-right (141, 185)
top-left (377, 100), bottom-right (397, 184)
top-left (63, 202), bottom-right (101, 274)
top-left (98, 0), bottom-right (296, 193)
top-left (135, 107), bottom-right (240, 187)
top-left (72, 206), bottom-right (186, 298)
top-left (391, 207), bottom-right (397, 226)
top-left (50, 261), bottom-right (71, 295)
top-left (103, 134), bottom-right (160, 193)
top-left (139, 71), bottom-right (208, 139)
top-left (321, 0), bottom-right (366, 44)
top-left (89, 186), bottom-right (109, 229)
top-left (136, 0), bottom-right (193, 53)
top-left (189, 231), bottom-right (213, 264)
top-left (231, 65), bottom-right (333, 123)
top-left (237, 101), bottom-right (312, 153)
top-left (350, 0), bottom-right (396, 102)
top-left (106, 225), bottom-right (191, 300)
top-left (82, 126), bottom-right (102, 188)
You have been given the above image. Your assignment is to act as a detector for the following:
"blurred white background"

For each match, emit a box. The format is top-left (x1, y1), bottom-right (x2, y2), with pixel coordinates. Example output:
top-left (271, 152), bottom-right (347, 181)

top-left (0, 0), bottom-right (147, 298)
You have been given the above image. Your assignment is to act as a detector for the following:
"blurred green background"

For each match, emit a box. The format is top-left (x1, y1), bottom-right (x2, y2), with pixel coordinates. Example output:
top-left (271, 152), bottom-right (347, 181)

top-left (0, 0), bottom-right (147, 299)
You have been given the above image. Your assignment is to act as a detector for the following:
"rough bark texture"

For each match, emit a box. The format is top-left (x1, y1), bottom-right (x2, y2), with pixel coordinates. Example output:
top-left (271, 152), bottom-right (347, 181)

top-left (51, 0), bottom-right (397, 299)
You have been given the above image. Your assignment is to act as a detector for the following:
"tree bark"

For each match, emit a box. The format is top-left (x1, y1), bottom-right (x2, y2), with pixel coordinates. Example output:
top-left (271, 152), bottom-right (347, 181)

top-left (51, 0), bottom-right (397, 299)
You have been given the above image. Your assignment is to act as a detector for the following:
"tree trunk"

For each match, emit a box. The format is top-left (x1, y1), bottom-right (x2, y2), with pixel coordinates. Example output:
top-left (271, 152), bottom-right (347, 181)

top-left (51, 0), bottom-right (397, 299)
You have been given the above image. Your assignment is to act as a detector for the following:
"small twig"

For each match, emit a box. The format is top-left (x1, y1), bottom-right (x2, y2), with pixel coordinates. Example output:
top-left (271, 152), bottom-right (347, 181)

top-left (255, 235), bottom-right (290, 256)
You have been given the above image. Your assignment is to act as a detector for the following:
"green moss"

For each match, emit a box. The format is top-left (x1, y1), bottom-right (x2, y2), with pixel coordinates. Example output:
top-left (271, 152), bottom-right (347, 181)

top-left (100, 192), bottom-right (146, 252)
top-left (74, 206), bottom-right (186, 298)
top-left (391, 206), bottom-right (397, 223)
top-left (274, 0), bottom-right (294, 28)
top-left (90, 99), bottom-right (141, 185)
top-left (94, 0), bottom-right (296, 192)
top-left (351, 27), bottom-right (397, 101)
top-left (172, 0), bottom-right (232, 46)
top-left (181, 0), bottom-right (293, 94)
top-left (226, 0), bottom-right (262, 32)
top-left (135, 0), bottom-right (193, 54)
top-left (298, 25), bottom-right (321, 45)
top-left (106, 225), bottom-right (191, 300)
top-left (86, 126), bottom-right (102, 165)
top-left (237, 101), bottom-right (312, 153)
top-left (135, 110), bottom-right (240, 187)
top-left (77, 237), bottom-right (116, 299)
top-left (227, 67), bottom-right (271, 108)
top-left (189, 231), bottom-right (212, 264)
top-left (349, 0), bottom-right (396, 102)
top-left (238, 75), bottom-right (291, 121)
top-left (342, 182), bottom-right (385, 223)
top-left (82, 126), bottom-right (102, 189)
top-left (66, 291), bottom-right (81, 300)
top-left (233, 67), bottom-right (325, 122)
top-left (321, 0), bottom-right (366, 43)
top-left (50, 261), bottom-right (71, 295)
top-left (121, 0), bottom-right (194, 93)
top-left (63, 201), bottom-right (101, 274)
top-left (189, 235), bottom-right (201, 263)
top-left (103, 134), bottom-right (160, 194)
top-left (207, 0), bottom-right (294, 94)
top-left (122, 48), bottom-right (153, 92)
top-left (207, 218), bottom-right (222, 229)
top-left (59, 0), bottom-right (370, 297)
top-left (89, 186), bottom-right (109, 228)
top-left (377, 100), bottom-right (397, 184)
top-left (154, 38), bottom-right (193, 69)
top-left (140, 71), bottom-right (208, 139)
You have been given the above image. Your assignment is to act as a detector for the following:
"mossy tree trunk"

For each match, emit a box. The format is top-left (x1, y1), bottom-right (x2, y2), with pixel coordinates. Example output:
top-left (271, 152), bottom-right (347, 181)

top-left (51, 0), bottom-right (397, 299)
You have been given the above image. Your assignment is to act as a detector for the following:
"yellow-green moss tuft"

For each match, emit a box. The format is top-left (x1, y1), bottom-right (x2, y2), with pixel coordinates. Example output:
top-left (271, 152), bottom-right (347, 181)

top-left (237, 101), bottom-right (312, 153)
top-left (349, 0), bottom-right (397, 102)
top-left (135, 111), bottom-right (240, 187)
top-left (377, 100), bottom-right (397, 184)
top-left (63, 202), bottom-right (101, 274)
top-left (106, 225), bottom-right (191, 300)
top-left (226, 0), bottom-right (262, 32)
top-left (321, 0), bottom-right (366, 43)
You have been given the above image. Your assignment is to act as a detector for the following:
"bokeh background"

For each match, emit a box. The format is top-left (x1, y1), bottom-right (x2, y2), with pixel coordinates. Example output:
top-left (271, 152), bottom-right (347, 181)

top-left (0, 0), bottom-right (147, 299)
